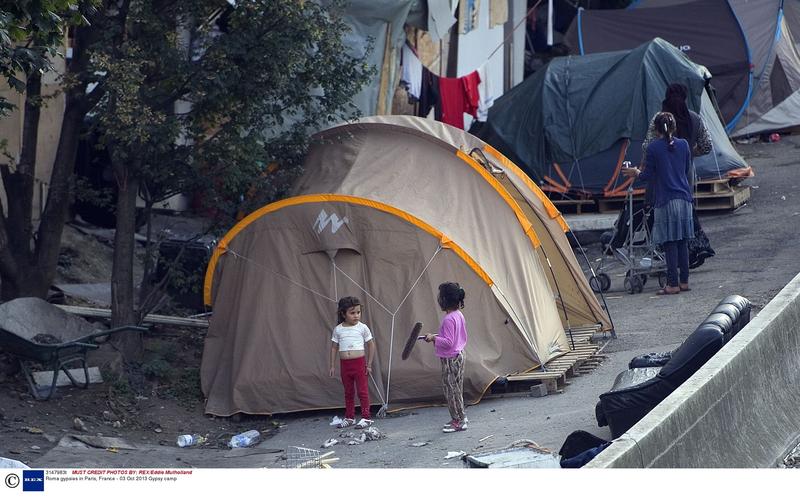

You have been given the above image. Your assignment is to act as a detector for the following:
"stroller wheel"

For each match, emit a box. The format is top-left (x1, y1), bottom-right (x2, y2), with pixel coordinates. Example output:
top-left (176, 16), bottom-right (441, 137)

top-left (599, 273), bottom-right (611, 292)
top-left (625, 271), bottom-right (644, 294)
top-left (624, 276), bottom-right (634, 294)
top-left (589, 273), bottom-right (611, 293)
top-left (658, 272), bottom-right (668, 288)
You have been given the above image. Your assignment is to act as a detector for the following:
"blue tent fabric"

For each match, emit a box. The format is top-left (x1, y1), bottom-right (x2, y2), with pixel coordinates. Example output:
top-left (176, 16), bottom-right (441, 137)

top-left (570, 0), bottom-right (800, 137)
top-left (476, 39), bottom-right (748, 196)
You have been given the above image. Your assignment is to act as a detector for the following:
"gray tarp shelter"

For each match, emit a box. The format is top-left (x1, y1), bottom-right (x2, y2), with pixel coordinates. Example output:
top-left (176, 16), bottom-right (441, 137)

top-left (476, 38), bottom-right (749, 198)
top-left (335, 0), bottom-right (416, 116)
top-left (788, 0), bottom-right (800, 52)
top-left (567, 0), bottom-right (800, 137)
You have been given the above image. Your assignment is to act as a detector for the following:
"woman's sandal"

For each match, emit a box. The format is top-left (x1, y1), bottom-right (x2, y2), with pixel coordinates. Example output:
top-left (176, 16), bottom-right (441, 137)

top-left (656, 286), bottom-right (680, 295)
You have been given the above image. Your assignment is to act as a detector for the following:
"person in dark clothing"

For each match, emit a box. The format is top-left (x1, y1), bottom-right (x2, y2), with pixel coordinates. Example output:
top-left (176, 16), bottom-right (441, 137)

top-left (642, 83), bottom-right (716, 269)
top-left (642, 83), bottom-right (712, 182)
top-left (625, 112), bottom-right (694, 295)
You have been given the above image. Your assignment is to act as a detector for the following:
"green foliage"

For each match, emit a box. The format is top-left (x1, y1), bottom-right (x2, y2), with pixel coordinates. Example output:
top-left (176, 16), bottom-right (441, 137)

top-left (141, 357), bottom-right (171, 380)
top-left (141, 339), bottom-right (201, 405)
top-left (104, 369), bottom-right (134, 398)
top-left (0, 0), bottom-right (92, 114)
top-left (89, 0), bottom-right (372, 223)
top-left (164, 367), bottom-right (202, 406)
top-left (74, 175), bottom-right (114, 208)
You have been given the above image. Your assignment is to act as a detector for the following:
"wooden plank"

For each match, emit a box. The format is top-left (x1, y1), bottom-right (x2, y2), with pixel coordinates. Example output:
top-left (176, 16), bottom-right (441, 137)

top-left (695, 178), bottom-right (734, 194)
top-left (695, 185), bottom-right (750, 211)
top-left (55, 305), bottom-right (209, 328)
top-left (33, 367), bottom-right (103, 387)
top-left (597, 195), bottom-right (644, 213)
top-left (508, 373), bottom-right (564, 380)
top-left (543, 379), bottom-right (560, 393)
top-left (551, 199), bottom-right (596, 215)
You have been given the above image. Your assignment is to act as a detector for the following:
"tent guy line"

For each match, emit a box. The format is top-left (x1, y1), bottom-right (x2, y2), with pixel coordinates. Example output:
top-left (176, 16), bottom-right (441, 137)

top-left (226, 243), bottom-right (448, 415)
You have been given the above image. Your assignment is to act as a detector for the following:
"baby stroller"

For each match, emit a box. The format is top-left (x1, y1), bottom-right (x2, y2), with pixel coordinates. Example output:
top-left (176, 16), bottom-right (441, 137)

top-left (590, 179), bottom-right (667, 294)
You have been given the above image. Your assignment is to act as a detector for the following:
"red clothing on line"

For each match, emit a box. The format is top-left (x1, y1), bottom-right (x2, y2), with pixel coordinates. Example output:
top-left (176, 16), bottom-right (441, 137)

top-left (462, 71), bottom-right (481, 117)
top-left (438, 70), bottom-right (481, 129)
top-left (340, 356), bottom-right (371, 420)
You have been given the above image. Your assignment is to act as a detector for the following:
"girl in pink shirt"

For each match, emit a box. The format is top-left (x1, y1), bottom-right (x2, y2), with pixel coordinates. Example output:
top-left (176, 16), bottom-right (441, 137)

top-left (424, 282), bottom-right (468, 433)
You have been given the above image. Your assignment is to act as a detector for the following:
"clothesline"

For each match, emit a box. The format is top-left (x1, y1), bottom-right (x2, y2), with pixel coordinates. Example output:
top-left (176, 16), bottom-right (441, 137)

top-left (401, 44), bottom-right (490, 128)
top-left (399, 0), bottom-right (545, 130)
top-left (407, 0), bottom-right (543, 79)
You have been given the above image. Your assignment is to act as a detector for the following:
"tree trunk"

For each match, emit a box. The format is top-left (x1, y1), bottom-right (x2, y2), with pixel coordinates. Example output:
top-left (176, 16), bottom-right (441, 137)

top-left (35, 24), bottom-right (98, 298)
top-left (0, 23), bottom-right (96, 301)
top-left (0, 74), bottom-right (47, 299)
top-left (9, 73), bottom-right (41, 248)
top-left (0, 262), bottom-right (47, 300)
top-left (110, 165), bottom-right (143, 362)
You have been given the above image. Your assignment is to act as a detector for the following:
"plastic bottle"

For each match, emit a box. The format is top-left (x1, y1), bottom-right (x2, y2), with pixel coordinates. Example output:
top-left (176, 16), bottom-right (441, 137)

top-left (228, 429), bottom-right (261, 448)
top-left (176, 434), bottom-right (202, 447)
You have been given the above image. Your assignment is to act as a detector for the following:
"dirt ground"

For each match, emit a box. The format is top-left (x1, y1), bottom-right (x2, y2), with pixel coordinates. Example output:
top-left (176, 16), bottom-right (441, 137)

top-left (1, 136), bottom-right (799, 469)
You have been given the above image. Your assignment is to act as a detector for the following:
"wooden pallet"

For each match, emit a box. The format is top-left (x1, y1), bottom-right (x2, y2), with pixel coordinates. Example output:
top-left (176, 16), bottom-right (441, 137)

top-left (569, 179), bottom-right (750, 214)
top-left (497, 327), bottom-right (609, 396)
top-left (596, 196), bottom-right (641, 213)
top-left (694, 184), bottom-right (750, 211)
top-left (551, 198), bottom-right (597, 215)
top-left (695, 178), bottom-right (738, 194)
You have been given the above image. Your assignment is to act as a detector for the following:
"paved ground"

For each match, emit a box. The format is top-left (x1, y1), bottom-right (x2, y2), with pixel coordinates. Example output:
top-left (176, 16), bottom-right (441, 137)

top-left (27, 135), bottom-right (800, 469)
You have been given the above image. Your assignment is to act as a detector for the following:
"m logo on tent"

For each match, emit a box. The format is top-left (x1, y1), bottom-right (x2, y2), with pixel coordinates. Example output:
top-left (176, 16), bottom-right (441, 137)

top-left (313, 209), bottom-right (348, 235)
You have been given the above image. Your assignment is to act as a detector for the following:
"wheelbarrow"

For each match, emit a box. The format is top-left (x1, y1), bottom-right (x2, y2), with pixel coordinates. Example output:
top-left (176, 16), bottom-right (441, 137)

top-left (0, 325), bottom-right (148, 400)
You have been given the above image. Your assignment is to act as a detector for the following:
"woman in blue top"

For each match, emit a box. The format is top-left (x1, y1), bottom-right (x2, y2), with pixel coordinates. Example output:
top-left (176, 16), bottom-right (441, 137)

top-left (623, 112), bottom-right (694, 295)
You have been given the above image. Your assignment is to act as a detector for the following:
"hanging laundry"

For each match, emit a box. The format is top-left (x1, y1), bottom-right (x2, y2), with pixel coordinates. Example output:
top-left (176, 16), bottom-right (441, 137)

top-left (476, 64), bottom-right (494, 122)
top-left (438, 70), bottom-right (481, 129)
top-left (489, 0), bottom-right (508, 28)
top-left (400, 43), bottom-right (423, 101)
top-left (417, 66), bottom-right (441, 120)
top-left (462, 71), bottom-right (481, 117)
top-left (458, 0), bottom-right (481, 35)
top-left (428, 0), bottom-right (457, 41)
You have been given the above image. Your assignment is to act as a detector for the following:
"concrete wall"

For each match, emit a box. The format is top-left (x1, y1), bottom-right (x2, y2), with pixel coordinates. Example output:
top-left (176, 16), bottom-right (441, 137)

top-left (587, 272), bottom-right (800, 468)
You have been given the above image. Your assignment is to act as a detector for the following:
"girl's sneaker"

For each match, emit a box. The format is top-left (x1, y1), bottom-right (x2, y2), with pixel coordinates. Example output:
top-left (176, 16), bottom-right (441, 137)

top-left (355, 418), bottom-right (374, 429)
top-left (443, 418), bottom-right (468, 428)
top-left (442, 420), bottom-right (467, 433)
top-left (337, 418), bottom-right (355, 428)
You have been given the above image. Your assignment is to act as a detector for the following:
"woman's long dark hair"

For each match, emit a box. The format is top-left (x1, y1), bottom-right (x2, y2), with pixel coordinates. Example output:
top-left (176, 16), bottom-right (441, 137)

top-left (662, 83), bottom-right (691, 140)
top-left (437, 282), bottom-right (465, 311)
top-left (654, 112), bottom-right (677, 151)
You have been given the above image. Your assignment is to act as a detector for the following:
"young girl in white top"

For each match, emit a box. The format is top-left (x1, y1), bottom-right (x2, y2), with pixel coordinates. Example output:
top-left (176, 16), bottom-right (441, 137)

top-left (329, 296), bottom-right (376, 429)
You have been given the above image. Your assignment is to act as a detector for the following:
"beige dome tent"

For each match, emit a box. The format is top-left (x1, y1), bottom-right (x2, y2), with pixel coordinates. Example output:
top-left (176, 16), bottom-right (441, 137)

top-left (357, 116), bottom-right (612, 334)
top-left (201, 118), bottom-right (610, 416)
